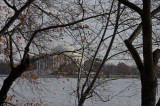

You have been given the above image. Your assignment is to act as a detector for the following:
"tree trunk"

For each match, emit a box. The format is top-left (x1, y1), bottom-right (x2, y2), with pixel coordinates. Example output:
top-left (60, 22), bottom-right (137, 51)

top-left (118, 0), bottom-right (159, 105)
top-left (0, 60), bottom-right (29, 105)
top-left (141, 0), bottom-right (157, 106)
top-left (156, 98), bottom-right (160, 106)
top-left (78, 97), bottom-right (85, 106)
top-left (0, 75), bottom-right (15, 106)
top-left (142, 78), bottom-right (157, 106)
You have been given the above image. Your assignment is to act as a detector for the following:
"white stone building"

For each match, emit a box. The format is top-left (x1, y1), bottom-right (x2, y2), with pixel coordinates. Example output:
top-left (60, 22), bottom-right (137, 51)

top-left (34, 43), bottom-right (84, 75)
top-left (53, 43), bottom-right (84, 68)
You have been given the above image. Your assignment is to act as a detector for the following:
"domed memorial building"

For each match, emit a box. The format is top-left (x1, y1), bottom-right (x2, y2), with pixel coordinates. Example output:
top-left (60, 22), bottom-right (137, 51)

top-left (33, 43), bottom-right (84, 76)
top-left (53, 43), bottom-right (84, 67)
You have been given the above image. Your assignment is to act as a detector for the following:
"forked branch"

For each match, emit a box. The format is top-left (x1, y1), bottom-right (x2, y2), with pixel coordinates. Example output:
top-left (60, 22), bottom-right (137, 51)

top-left (118, 0), bottom-right (142, 15)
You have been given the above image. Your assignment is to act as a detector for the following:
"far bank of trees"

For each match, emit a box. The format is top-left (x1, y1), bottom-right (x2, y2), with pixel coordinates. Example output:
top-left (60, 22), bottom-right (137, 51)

top-left (58, 59), bottom-right (141, 76)
top-left (0, 57), bottom-right (142, 77)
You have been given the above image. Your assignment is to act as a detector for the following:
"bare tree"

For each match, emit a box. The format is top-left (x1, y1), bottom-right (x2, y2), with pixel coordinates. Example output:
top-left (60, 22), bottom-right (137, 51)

top-left (72, 1), bottom-right (122, 105)
top-left (0, 0), bottom-right (109, 105)
top-left (117, 0), bottom-right (160, 106)
top-left (0, 0), bottom-right (159, 105)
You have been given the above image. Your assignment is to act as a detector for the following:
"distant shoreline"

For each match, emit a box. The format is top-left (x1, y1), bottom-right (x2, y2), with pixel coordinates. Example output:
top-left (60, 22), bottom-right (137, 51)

top-left (1, 74), bottom-right (160, 79)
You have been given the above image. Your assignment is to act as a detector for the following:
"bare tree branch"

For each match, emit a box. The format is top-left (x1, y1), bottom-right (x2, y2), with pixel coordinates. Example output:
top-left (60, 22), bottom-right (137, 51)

top-left (128, 5), bottom-right (160, 43)
top-left (118, 0), bottom-right (142, 15)
top-left (81, 0), bottom-right (115, 95)
top-left (124, 40), bottom-right (143, 74)
top-left (83, 2), bottom-right (121, 99)
top-left (153, 49), bottom-right (160, 69)
top-left (0, 0), bottom-right (34, 37)
top-left (22, 12), bottom-right (109, 64)
top-left (3, 0), bottom-right (17, 11)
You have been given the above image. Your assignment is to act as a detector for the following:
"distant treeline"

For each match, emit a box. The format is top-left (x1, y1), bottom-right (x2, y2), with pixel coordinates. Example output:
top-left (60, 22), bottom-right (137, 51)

top-left (57, 59), bottom-right (140, 76)
top-left (1, 59), bottom-right (160, 77)
top-left (0, 60), bottom-right (10, 74)
top-left (57, 59), bottom-right (160, 77)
